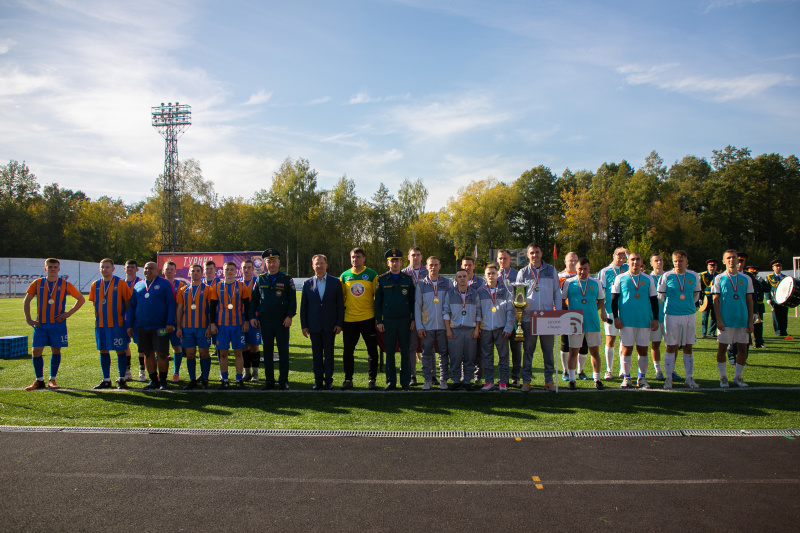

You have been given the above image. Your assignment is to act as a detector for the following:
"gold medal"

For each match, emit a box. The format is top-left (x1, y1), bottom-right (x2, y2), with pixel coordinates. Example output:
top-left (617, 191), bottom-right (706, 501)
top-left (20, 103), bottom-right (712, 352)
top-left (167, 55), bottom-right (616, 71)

top-left (491, 306), bottom-right (497, 313)
top-left (679, 294), bottom-right (685, 300)
top-left (433, 298), bottom-right (439, 304)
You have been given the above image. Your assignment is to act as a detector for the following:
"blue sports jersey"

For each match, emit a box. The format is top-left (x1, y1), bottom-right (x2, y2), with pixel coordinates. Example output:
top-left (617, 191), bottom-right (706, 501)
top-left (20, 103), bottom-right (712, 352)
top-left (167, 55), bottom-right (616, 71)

top-left (658, 270), bottom-right (701, 316)
top-left (711, 272), bottom-right (753, 328)
top-left (598, 263), bottom-right (629, 316)
top-left (562, 277), bottom-right (604, 333)
top-left (612, 272), bottom-right (657, 328)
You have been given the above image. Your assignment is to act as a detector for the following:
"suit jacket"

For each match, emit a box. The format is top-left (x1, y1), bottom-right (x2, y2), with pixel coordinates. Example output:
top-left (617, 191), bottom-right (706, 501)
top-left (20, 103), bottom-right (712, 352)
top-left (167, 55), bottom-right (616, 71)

top-left (300, 274), bottom-right (344, 333)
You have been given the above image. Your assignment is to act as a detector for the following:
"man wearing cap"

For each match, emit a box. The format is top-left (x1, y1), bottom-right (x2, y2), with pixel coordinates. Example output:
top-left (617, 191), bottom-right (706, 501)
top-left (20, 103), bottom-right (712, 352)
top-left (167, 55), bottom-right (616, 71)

top-left (402, 246), bottom-right (428, 386)
top-left (766, 259), bottom-right (791, 338)
top-left (249, 248), bottom-right (297, 390)
top-left (700, 259), bottom-right (718, 338)
top-left (374, 249), bottom-right (416, 391)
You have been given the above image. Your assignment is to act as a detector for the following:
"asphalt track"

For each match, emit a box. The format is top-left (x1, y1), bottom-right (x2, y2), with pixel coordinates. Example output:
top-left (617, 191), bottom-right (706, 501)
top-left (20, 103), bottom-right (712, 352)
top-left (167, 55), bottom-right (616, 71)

top-left (1, 430), bottom-right (799, 532)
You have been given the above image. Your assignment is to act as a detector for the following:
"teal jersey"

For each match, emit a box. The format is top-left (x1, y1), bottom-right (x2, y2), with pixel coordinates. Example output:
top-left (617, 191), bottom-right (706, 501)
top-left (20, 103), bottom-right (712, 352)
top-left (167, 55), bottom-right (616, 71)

top-left (562, 277), bottom-right (604, 333)
top-left (711, 272), bottom-right (753, 328)
top-left (658, 270), bottom-right (701, 316)
top-left (597, 263), bottom-right (629, 315)
top-left (612, 272), bottom-right (657, 328)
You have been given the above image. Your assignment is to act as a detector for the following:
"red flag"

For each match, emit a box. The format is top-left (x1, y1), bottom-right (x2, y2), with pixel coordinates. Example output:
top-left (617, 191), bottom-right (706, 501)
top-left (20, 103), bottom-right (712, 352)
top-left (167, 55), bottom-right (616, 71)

top-left (553, 242), bottom-right (557, 259)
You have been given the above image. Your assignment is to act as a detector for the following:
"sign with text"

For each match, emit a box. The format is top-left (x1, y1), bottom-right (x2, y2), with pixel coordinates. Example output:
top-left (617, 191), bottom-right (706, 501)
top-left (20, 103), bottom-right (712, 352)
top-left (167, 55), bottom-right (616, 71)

top-left (156, 251), bottom-right (266, 284)
top-left (529, 310), bottom-right (584, 335)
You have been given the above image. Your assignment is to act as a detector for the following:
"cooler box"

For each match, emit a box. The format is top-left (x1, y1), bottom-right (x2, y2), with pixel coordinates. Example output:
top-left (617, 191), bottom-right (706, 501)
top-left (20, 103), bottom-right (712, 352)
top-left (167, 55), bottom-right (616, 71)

top-left (0, 336), bottom-right (28, 359)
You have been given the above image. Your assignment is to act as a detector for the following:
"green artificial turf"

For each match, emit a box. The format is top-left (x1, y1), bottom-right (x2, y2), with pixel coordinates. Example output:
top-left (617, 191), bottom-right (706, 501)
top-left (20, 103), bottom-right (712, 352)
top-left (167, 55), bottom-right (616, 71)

top-left (0, 295), bottom-right (798, 431)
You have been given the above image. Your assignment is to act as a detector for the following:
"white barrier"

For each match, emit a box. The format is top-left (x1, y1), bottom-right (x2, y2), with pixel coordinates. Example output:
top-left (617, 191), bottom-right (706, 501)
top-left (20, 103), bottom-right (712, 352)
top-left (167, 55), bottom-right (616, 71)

top-left (0, 258), bottom-right (102, 297)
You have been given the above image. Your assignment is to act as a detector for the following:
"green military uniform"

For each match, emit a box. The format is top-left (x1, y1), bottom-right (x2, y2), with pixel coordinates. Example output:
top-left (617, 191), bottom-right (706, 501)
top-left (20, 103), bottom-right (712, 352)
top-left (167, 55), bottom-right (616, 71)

top-left (700, 259), bottom-right (718, 336)
top-left (746, 266), bottom-right (768, 348)
top-left (374, 249), bottom-right (416, 390)
top-left (249, 248), bottom-right (297, 388)
top-left (766, 259), bottom-right (789, 336)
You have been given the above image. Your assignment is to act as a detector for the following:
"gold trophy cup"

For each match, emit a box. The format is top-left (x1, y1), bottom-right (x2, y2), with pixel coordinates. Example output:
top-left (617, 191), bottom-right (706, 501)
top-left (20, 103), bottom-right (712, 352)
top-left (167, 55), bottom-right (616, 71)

top-left (512, 283), bottom-right (528, 342)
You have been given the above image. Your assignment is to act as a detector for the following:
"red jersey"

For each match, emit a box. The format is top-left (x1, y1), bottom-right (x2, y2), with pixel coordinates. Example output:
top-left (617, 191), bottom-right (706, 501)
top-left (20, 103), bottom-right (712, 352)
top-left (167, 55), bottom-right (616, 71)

top-left (88, 276), bottom-right (131, 327)
top-left (26, 277), bottom-right (81, 324)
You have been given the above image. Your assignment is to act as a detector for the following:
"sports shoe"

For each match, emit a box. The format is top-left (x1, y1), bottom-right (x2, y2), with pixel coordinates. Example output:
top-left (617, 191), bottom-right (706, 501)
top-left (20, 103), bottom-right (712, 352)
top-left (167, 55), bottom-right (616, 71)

top-left (654, 371), bottom-right (665, 381)
top-left (117, 379), bottom-right (129, 390)
top-left (243, 371), bottom-right (252, 381)
top-left (521, 382), bottom-right (531, 392)
top-left (199, 378), bottom-right (209, 390)
top-left (620, 377), bottom-right (633, 389)
top-left (561, 372), bottom-right (569, 381)
top-left (604, 371), bottom-right (613, 380)
top-left (279, 383), bottom-right (290, 390)
top-left (142, 380), bottom-right (160, 390)
top-left (672, 371), bottom-right (683, 381)
top-left (663, 377), bottom-right (673, 390)
top-left (93, 380), bottom-right (112, 390)
top-left (138, 369), bottom-right (147, 382)
top-left (218, 380), bottom-right (230, 390)
top-left (368, 380), bottom-right (376, 391)
top-left (578, 372), bottom-right (590, 381)
top-left (594, 380), bottom-right (605, 390)
top-left (543, 382), bottom-right (556, 392)
top-left (384, 384), bottom-right (397, 391)
top-left (47, 379), bottom-right (59, 389)
top-left (568, 381), bottom-right (576, 391)
top-left (510, 379), bottom-right (520, 387)
top-left (250, 369), bottom-right (259, 381)
top-left (685, 378), bottom-right (700, 389)
top-left (481, 382), bottom-right (494, 392)
top-left (183, 379), bottom-right (197, 390)
top-left (637, 377), bottom-right (650, 389)
top-left (25, 379), bottom-right (46, 390)
top-left (421, 381), bottom-right (432, 391)
top-left (341, 380), bottom-right (353, 391)
top-left (720, 376), bottom-right (729, 389)
top-left (439, 381), bottom-right (448, 390)
top-left (172, 373), bottom-right (180, 383)
top-left (499, 383), bottom-right (507, 392)
top-left (409, 376), bottom-right (418, 386)
top-left (125, 369), bottom-right (133, 381)
top-left (236, 380), bottom-right (246, 390)
top-left (734, 376), bottom-right (749, 388)
top-left (159, 381), bottom-right (169, 390)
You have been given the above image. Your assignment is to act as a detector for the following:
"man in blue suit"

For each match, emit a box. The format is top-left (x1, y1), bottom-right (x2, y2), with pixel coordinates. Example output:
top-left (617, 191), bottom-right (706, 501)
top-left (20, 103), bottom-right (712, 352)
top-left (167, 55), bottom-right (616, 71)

top-left (301, 254), bottom-right (345, 390)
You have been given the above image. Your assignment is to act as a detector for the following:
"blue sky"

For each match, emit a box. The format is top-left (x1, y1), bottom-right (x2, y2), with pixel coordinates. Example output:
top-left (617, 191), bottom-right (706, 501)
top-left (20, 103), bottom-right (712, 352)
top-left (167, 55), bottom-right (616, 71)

top-left (1, 0), bottom-right (798, 210)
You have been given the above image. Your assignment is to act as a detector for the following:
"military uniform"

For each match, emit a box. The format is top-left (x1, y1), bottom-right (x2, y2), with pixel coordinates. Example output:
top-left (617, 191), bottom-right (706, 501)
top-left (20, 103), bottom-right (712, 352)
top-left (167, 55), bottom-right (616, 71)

top-left (700, 259), bottom-right (718, 337)
top-left (766, 259), bottom-right (789, 336)
top-left (374, 249), bottom-right (416, 389)
top-left (746, 266), bottom-right (768, 348)
top-left (249, 249), bottom-right (297, 388)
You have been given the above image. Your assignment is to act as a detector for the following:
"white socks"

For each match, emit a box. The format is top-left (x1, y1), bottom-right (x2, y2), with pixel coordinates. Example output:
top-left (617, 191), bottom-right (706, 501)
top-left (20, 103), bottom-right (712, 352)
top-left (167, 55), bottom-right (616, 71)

top-left (683, 353), bottom-right (694, 380)
top-left (637, 355), bottom-right (648, 378)
top-left (664, 352), bottom-right (676, 378)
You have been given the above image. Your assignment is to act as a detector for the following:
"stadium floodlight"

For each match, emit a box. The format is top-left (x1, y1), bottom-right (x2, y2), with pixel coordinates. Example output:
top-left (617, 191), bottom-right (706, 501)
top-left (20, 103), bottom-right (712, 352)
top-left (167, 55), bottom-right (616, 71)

top-left (152, 102), bottom-right (191, 252)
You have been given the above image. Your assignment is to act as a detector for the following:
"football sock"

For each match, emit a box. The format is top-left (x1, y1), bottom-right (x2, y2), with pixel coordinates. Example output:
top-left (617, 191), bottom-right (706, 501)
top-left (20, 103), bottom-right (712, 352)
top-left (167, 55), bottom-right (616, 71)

top-left (717, 362), bottom-right (727, 377)
top-left (33, 356), bottom-right (44, 379)
top-left (652, 360), bottom-right (662, 375)
top-left (221, 371), bottom-right (229, 382)
top-left (664, 352), bottom-right (676, 378)
top-left (138, 356), bottom-right (145, 371)
top-left (734, 363), bottom-right (744, 380)
top-left (173, 351), bottom-right (183, 375)
top-left (50, 352), bottom-right (61, 378)
top-left (200, 357), bottom-right (211, 379)
top-left (604, 346), bottom-right (614, 373)
top-left (187, 358), bottom-right (197, 381)
top-left (637, 355), bottom-right (648, 378)
top-left (100, 352), bottom-right (111, 380)
top-left (251, 350), bottom-right (261, 369)
top-left (148, 372), bottom-right (158, 383)
top-left (568, 369), bottom-right (576, 381)
top-left (116, 353), bottom-right (128, 379)
top-left (593, 372), bottom-right (601, 381)
top-left (683, 353), bottom-right (694, 380)
top-left (622, 355), bottom-right (632, 377)
top-left (560, 351), bottom-right (568, 373)
top-left (578, 352), bottom-right (587, 374)
top-left (236, 373), bottom-right (243, 381)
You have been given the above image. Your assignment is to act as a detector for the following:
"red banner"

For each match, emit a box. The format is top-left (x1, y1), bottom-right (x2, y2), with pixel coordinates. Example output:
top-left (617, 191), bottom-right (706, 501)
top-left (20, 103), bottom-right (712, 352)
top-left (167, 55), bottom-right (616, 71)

top-left (157, 251), bottom-right (265, 284)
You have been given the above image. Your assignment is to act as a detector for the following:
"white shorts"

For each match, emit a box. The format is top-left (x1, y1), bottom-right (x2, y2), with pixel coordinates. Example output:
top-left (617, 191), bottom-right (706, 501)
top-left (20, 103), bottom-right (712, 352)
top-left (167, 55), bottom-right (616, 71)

top-left (619, 327), bottom-right (651, 348)
top-left (650, 321), bottom-right (665, 343)
top-left (664, 315), bottom-right (697, 346)
top-left (604, 320), bottom-right (619, 337)
top-left (718, 327), bottom-right (749, 345)
top-left (569, 331), bottom-right (602, 349)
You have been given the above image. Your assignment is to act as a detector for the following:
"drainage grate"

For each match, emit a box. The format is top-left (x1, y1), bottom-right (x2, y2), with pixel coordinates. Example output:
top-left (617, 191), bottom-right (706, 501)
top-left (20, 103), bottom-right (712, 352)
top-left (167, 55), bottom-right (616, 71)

top-left (681, 429), bottom-right (795, 437)
top-left (574, 430), bottom-right (683, 438)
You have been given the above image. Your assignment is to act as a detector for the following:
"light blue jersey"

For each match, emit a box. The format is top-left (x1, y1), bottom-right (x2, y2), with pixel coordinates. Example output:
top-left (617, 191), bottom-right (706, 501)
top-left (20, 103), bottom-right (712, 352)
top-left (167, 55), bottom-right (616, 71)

top-left (711, 272), bottom-right (753, 328)
top-left (561, 277), bottom-right (604, 333)
top-left (612, 272), bottom-right (657, 328)
top-left (598, 263), bottom-right (629, 316)
top-left (658, 270), bottom-right (701, 316)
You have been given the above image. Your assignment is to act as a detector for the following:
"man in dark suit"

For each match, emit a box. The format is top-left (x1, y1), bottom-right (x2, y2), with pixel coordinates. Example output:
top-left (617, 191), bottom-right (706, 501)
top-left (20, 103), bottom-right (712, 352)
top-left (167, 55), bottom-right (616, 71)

top-left (301, 254), bottom-right (344, 390)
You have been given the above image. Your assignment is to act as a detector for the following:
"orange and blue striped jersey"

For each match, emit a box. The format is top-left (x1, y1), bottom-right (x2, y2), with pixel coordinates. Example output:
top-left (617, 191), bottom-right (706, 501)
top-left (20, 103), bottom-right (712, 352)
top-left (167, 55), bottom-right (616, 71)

top-left (167, 278), bottom-right (187, 300)
top-left (26, 277), bottom-right (81, 324)
top-left (125, 277), bottom-right (142, 291)
top-left (210, 280), bottom-right (251, 326)
top-left (179, 283), bottom-right (213, 329)
top-left (88, 276), bottom-right (131, 327)
top-left (239, 277), bottom-right (259, 318)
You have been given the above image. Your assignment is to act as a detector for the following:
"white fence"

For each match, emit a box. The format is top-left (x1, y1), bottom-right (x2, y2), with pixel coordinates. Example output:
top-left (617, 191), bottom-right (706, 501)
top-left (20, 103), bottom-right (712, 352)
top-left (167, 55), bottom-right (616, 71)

top-left (0, 258), bottom-right (102, 297)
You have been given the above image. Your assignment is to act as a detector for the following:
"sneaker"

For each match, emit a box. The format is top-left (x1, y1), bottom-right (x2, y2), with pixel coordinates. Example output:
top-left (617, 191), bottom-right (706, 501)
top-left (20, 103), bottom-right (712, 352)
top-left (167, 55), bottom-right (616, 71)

top-left (499, 383), bottom-right (507, 392)
top-left (654, 371), bottom-right (665, 381)
top-left (159, 381), bottom-right (170, 390)
top-left (594, 380), bottom-right (605, 390)
top-left (93, 380), bottom-right (112, 390)
top-left (421, 381), bottom-right (432, 391)
top-left (142, 380), bottom-right (160, 390)
top-left (218, 381), bottom-right (230, 390)
top-left (172, 373), bottom-right (180, 383)
top-left (604, 371), bottom-right (613, 380)
top-left (368, 380), bottom-right (376, 391)
top-left (47, 379), bottom-right (59, 389)
top-left (243, 371), bottom-right (252, 381)
top-left (663, 377), bottom-right (673, 390)
top-left (561, 372), bottom-right (569, 381)
top-left (620, 377), bottom-right (633, 389)
top-left (200, 378), bottom-right (209, 390)
top-left (341, 379), bottom-right (353, 391)
top-left (637, 377), bottom-right (650, 389)
top-left (578, 372), bottom-right (590, 381)
top-left (236, 380), bottom-right (246, 390)
top-left (384, 384), bottom-right (397, 391)
top-left (720, 376), bottom-right (729, 389)
top-left (183, 379), bottom-right (197, 390)
top-left (481, 382), bottom-right (494, 392)
top-left (543, 382), bottom-right (556, 392)
top-left (439, 381), bottom-right (448, 391)
top-left (568, 381), bottom-right (576, 391)
top-left (734, 376), bottom-right (749, 388)
top-left (685, 378), bottom-right (700, 389)
top-left (250, 369), bottom-right (259, 382)
top-left (510, 379), bottom-right (520, 387)
top-left (117, 379), bottom-right (129, 390)
top-left (409, 376), bottom-right (418, 386)
top-left (25, 379), bottom-right (46, 390)
top-left (672, 371), bottom-right (683, 381)
top-left (279, 383), bottom-right (289, 390)
top-left (521, 382), bottom-right (531, 392)
top-left (138, 369), bottom-right (147, 382)
top-left (125, 369), bottom-right (133, 381)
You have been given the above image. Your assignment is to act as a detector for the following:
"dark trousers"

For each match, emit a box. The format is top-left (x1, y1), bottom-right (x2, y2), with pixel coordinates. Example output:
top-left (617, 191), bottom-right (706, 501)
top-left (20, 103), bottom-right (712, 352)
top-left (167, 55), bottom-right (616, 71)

top-left (383, 318), bottom-right (411, 387)
top-left (772, 305), bottom-right (789, 336)
top-left (261, 318), bottom-right (290, 385)
top-left (310, 331), bottom-right (336, 386)
top-left (342, 319), bottom-right (379, 381)
top-left (509, 339), bottom-right (522, 381)
top-left (701, 303), bottom-right (717, 336)
top-left (753, 303), bottom-right (764, 347)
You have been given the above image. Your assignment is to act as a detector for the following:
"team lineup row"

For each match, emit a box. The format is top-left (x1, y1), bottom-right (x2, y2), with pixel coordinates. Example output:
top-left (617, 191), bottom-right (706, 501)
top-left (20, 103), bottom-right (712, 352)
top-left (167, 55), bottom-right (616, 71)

top-left (20, 244), bottom-right (791, 392)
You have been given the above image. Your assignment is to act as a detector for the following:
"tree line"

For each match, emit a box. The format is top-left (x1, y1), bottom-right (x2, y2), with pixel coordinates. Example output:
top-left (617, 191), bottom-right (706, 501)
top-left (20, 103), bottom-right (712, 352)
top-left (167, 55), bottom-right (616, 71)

top-left (1, 146), bottom-right (797, 277)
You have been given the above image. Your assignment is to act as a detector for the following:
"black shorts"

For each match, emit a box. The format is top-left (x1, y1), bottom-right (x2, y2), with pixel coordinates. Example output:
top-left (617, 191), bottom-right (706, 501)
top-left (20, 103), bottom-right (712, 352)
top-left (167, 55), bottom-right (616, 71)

top-left (137, 328), bottom-right (170, 354)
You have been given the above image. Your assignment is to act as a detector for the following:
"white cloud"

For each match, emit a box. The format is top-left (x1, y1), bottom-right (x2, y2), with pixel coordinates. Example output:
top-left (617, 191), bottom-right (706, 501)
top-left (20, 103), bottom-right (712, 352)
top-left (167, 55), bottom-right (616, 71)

top-left (618, 63), bottom-right (793, 101)
top-left (242, 90), bottom-right (272, 106)
top-left (306, 95), bottom-right (331, 105)
top-left (0, 38), bottom-right (15, 54)
top-left (384, 94), bottom-right (512, 139)
top-left (703, 0), bottom-right (763, 13)
top-left (347, 92), bottom-right (410, 104)
top-left (0, 65), bottom-right (58, 96)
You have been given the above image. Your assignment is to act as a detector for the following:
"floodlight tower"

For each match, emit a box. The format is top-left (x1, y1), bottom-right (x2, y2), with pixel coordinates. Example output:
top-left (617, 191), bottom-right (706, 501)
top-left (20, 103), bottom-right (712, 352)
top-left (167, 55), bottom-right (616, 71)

top-left (151, 102), bottom-right (191, 252)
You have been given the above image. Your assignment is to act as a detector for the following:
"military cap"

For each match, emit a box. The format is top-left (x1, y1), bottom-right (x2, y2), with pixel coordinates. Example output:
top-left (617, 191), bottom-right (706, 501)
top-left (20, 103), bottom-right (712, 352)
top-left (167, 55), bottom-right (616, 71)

top-left (261, 248), bottom-right (280, 259)
top-left (745, 266), bottom-right (759, 273)
top-left (384, 248), bottom-right (403, 260)
top-left (737, 252), bottom-right (748, 261)
top-left (770, 259), bottom-right (783, 267)
top-left (706, 259), bottom-right (718, 265)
